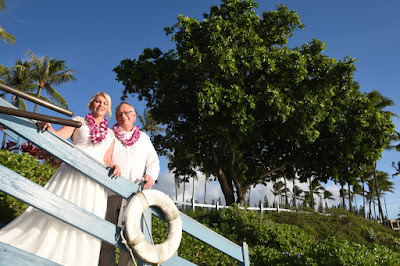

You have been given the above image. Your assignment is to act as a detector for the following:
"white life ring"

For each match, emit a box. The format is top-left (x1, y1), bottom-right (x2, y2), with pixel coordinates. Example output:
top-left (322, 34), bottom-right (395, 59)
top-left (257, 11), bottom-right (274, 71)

top-left (123, 190), bottom-right (182, 264)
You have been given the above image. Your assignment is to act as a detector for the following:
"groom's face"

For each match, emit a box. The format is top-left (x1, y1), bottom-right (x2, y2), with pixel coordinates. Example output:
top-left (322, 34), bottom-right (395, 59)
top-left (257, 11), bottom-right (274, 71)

top-left (116, 103), bottom-right (136, 131)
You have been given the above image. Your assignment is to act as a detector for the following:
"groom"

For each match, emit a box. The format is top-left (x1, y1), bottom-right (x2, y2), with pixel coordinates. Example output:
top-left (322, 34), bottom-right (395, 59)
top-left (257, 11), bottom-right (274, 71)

top-left (99, 102), bottom-right (160, 266)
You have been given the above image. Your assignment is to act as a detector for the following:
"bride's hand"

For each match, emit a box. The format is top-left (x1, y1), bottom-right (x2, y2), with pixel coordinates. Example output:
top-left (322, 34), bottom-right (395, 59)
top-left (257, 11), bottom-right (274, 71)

top-left (37, 121), bottom-right (52, 131)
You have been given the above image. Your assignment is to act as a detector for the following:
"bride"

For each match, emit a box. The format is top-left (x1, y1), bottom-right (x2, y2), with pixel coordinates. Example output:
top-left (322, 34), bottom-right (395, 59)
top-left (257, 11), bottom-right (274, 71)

top-left (0, 92), bottom-right (120, 265)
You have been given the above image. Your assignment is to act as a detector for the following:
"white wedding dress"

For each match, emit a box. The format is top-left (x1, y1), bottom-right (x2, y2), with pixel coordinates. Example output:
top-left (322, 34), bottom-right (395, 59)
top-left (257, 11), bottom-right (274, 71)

top-left (0, 116), bottom-right (113, 265)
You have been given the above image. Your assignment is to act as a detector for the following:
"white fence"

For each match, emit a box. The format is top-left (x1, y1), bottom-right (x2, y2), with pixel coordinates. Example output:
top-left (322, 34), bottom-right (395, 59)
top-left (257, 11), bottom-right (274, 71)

top-left (174, 199), bottom-right (296, 214)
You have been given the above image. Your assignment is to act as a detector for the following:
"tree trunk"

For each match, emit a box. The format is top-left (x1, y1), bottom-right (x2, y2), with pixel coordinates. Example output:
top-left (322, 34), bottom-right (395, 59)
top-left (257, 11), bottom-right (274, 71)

top-left (362, 183), bottom-right (366, 218)
top-left (309, 177), bottom-right (314, 210)
top-left (284, 176), bottom-right (288, 208)
top-left (247, 188), bottom-right (251, 206)
top-left (204, 173), bottom-right (208, 204)
top-left (217, 170), bottom-right (235, 205)
top-left (174, 179), bottom-right (177, 201)
top-left (384, 195), bottom-right (388, 220)
top-left (348, 183), bottom-right (352, 213)
top-left (192, 176), bottom-right (195, 203)
top-left (368, 196), bottom-right (372, 219)
top-left (183, 181), bottom-right (186, 202)
top-left (340, 184), bottom-right (345, 210)
top-left (1, 132), bottom-right (7, 148)
top-left (11, 95), bottom-right (16, 106)
top-left (33, 86), bottom-right (43, 113)
top-left (293, 179), bottom-right (297, 209)
top-left (236, 188), bottom-right (247, 206)
top-left (373, 161), bottom-right (384, 221)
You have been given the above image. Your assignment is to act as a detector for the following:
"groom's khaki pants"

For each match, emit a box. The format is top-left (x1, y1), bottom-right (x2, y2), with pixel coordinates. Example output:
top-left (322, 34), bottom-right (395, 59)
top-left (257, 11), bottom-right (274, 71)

top-left (99, 195), bottom-right (132, 266)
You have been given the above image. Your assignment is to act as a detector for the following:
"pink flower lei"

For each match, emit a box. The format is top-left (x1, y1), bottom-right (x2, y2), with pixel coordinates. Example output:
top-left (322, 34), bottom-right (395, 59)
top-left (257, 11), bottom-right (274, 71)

top-left (85, 114), bottom-right (108, 144)
top-left (113, 124), bottom-right (141, 146)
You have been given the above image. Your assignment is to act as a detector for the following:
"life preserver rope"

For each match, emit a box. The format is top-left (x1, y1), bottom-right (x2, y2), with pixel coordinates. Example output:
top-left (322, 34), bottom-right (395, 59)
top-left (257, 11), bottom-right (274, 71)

top-left (123, 190), bottom-right (182, 264)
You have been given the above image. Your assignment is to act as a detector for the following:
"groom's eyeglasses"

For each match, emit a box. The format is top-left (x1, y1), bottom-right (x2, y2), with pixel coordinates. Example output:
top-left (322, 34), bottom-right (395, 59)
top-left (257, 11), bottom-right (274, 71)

top-left (117, 111), bottom-right (134, 117)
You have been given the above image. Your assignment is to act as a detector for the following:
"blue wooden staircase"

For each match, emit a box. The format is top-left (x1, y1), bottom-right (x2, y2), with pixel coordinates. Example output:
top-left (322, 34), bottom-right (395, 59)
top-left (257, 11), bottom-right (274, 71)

top-left (0, 97), bottom-right (250, 265)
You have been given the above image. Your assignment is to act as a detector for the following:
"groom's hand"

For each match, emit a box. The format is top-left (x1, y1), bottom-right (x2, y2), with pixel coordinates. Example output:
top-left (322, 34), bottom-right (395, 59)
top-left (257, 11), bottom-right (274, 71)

top-left (142, 174), bottom-right (154, 189)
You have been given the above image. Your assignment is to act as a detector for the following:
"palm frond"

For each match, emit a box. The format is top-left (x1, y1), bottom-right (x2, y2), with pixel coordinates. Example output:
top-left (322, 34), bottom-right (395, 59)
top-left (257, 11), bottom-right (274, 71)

top-left (14, 97), bottom-right (27, 111)
top-left (41, 85), bottom-right (68, 109)
top-left (0, 26), bottom-right (16, 45)
top-left (0, 0), bottom-right (6, 11)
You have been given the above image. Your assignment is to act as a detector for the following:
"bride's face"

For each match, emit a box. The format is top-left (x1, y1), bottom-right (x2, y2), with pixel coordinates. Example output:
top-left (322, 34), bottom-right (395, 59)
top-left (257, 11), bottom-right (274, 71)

top-left (90, 95), bottom-right (108, 118)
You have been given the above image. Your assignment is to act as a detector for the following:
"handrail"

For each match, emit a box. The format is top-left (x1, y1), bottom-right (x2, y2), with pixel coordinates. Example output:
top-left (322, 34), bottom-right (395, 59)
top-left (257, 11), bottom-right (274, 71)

top-left (0, 83), bottom-right (74, 117)
top-left (0, 106), bottom-right (81, 128)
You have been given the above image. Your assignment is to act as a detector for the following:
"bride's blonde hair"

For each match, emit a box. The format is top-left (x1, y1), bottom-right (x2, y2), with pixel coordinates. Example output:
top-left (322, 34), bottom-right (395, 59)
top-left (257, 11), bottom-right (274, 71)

top-left (88, 92), bottom-right (112, 117)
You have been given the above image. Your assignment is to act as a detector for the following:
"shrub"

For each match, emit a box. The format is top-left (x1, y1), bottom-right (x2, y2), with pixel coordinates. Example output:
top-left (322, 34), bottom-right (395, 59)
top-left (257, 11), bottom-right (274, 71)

top-left (0, 150), bottom-right (57, 222)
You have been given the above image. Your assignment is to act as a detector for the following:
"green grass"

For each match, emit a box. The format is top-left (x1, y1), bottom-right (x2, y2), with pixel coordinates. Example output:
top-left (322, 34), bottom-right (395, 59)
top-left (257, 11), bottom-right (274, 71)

top-left (150, 205), bottom-right (400, 265)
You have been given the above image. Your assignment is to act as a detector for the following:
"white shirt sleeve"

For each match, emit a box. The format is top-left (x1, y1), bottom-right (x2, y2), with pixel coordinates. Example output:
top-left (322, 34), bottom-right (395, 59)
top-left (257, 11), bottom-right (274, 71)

top-left (142, 133), bottom-right (160, 181)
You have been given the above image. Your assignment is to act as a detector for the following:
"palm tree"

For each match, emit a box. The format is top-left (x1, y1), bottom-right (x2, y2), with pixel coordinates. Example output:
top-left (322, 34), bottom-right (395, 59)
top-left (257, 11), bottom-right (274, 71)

top-left (0, 60), bottom-right (35, 147)
top-left (359, 167), bottom-right (374, 218)
top-left (376, 171), bottom-right (395, 219)
top-left (323, 190), bottom-right (334, 211)
top-left (352, 183), bottom-right (363, 212)
top-left (27, 50), bottom-right (76, 113)
top-left (289, 185), bottom-right (303, 209)
top-left (137, 108), bottom-right (165, 137)
top-left (181, 176), bottom-right (190, 203)
top-left (392, 161), bottom-right (400, 178)
top-left (0, 0), bottom-right (16, 45)
top-left (203, 172), bottom-right (210, 204)
top-left (339, 184), bottom-right (348, 210)
top-left (307, 177), bottom-right (324, 210)
top-left (301, 192), bottom-right (311, 209)
top-left (271, 181), bottom-right (284, 207)
top-left (366, 178), bottom-right (378, 219)
top-left (174, 175), bottom-right (180, 201)
top-left (283, 175), bottom-right (289, 208)
top-left (366, 90), bottom-right (397, 220)
top-left (0, 59), bottom-right (35, 110)
top-left (191, 173), bottom-right (198, 204)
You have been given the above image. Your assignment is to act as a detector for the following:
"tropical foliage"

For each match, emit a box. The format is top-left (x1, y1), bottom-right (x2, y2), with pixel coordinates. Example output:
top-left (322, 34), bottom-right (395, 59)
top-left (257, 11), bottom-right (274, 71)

top-left (137, 108), bottom-right (165, 137)
top-left (114, 0), bottom-right (396, 206)
top-left (0, 50), bottom-right (76, 112)
top-left (0, 0), bottom-right (16, 45)
top-left (151, 206), bottom-right (400, 265)
top-left (0, 59), bottom-right (35, 110)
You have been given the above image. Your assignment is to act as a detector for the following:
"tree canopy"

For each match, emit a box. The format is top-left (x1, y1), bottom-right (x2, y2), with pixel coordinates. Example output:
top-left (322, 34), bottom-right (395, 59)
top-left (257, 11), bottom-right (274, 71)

top-left (113, 0), bottom-right (395, 205)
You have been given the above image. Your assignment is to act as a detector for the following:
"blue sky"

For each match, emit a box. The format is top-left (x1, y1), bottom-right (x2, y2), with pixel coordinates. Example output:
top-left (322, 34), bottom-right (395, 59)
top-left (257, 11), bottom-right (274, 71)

top-left (1, 0), bottom-right (399, 218)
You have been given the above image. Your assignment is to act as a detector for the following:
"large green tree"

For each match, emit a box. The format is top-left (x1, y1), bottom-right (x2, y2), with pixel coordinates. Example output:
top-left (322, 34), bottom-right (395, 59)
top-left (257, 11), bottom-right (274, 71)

top-left (114, 0), bottom-right (395, 205)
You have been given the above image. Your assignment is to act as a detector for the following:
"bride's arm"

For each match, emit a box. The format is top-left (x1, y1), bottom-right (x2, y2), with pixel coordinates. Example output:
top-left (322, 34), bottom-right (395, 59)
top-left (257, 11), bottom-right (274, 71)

top-left (104, 139), bottom-right (121, 177)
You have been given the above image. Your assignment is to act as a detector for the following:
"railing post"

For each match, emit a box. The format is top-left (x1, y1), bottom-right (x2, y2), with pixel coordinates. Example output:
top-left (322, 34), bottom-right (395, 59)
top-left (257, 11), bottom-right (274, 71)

top-left (137, 208), bottom-right (152, 266)
top-left (239, 242), bottom-right (250, 266)
top-left (216, 201), bottom-right (219, 210)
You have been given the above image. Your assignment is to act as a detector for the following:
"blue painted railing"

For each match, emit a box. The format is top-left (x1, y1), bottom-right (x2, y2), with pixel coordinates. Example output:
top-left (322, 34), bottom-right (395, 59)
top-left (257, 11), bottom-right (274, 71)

top-left (0, 97), bottom-right (250, 265)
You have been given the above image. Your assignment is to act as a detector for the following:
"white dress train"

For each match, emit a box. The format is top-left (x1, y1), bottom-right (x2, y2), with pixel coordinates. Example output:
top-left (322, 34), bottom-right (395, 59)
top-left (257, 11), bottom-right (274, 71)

top-left (0, 116), bottom-right (113, 265)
